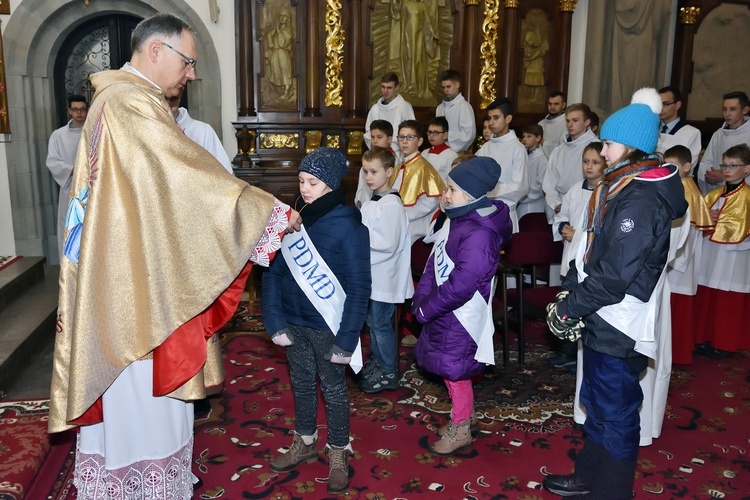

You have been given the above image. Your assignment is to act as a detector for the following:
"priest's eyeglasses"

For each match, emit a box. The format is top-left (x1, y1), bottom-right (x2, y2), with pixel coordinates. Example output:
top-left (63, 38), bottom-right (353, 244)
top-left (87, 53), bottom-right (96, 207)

top-left (719, 163), bottom-right (746, 170)
top-left (160, 41), bottom-right (197, 70)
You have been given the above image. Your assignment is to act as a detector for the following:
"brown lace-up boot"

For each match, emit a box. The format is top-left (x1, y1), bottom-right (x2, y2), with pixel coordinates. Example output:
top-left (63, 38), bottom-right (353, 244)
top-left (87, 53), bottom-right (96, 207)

top-left (270, 432), bottom-right (319, 472)
top-left (325, 443), bottom-right (353, 494)
top-left (436, 410), bottom-right (479, 437)
top-left (428, 418), bottom-right (472, 456)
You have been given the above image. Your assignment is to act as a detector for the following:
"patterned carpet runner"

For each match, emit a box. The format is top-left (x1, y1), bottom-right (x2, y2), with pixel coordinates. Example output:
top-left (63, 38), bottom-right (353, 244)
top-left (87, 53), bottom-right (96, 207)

top-left (9, 302), bottom-right (750, 499)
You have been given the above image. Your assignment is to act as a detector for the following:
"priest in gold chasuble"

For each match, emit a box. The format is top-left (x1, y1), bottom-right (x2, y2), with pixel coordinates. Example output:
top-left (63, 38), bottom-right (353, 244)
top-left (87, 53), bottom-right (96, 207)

top-left (48, 14), bottom-right (300, 497)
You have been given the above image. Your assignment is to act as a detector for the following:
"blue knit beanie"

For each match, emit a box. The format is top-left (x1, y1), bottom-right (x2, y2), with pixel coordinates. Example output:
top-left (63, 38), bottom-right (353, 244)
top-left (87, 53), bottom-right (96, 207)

top-left (298, 148), bottom-right (349, 190)
top-left (600, 88), bottom-right (662, 154)
top-left (448, 156), bottom-right (501, 199)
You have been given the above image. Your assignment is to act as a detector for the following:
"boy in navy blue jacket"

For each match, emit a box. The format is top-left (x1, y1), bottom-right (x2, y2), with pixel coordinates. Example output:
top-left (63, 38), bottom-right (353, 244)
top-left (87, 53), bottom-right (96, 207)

top-left (262, 148), bottom-right (371, 494)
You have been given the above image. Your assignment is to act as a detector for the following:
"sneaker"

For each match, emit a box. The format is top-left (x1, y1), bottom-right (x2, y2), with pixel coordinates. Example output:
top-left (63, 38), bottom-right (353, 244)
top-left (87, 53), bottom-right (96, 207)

top-left (548, 354), bottom-right (577, 368)
top-left (360, 358), bottom-right (380, 382)
top-left (270, 432), bottom-right (319, 472)
top-left (361, 371), bottom-right (399, 393)
top-left (400, 334), bottom-right (418, 347)
top-left (542, 474), bottom-right (591, 497)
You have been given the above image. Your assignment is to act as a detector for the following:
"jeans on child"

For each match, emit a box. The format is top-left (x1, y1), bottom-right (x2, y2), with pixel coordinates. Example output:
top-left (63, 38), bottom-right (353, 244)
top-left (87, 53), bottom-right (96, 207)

top-left (286, 324), bottom-right (350, 447)
top-left (365, 300), bottom-right (397, 374)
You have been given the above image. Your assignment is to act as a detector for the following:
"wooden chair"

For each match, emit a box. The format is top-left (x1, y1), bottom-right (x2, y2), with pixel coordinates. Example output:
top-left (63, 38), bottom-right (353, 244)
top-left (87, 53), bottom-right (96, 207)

top-left (496, 229), bottom-right (563, 365)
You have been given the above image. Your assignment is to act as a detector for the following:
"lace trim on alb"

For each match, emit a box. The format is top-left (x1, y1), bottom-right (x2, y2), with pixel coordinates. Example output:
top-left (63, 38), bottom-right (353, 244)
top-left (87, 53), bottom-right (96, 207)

top-left (73, 435), bottom-right (194, 499)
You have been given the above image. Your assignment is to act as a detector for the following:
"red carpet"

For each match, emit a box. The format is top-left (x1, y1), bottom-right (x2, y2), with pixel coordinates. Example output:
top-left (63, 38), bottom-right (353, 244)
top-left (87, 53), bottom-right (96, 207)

top-left (27, 303), bottom-right (750, 498)
top-left (0, 399), bottom-right (52, 499)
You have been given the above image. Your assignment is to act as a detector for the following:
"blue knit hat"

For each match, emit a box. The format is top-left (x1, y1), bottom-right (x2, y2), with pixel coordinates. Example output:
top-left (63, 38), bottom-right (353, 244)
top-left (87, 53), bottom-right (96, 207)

top-left (600, 88), bottom-right (662, 154)
top-left (298, 148), bottom-right (349, 190)
top-left (448, 156), bottom-right (501, 199)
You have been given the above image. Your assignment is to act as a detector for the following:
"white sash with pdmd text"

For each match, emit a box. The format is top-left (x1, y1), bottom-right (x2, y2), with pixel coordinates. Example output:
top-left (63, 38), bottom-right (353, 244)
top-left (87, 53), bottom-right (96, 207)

top-left (572, 228), bottom-right (664, 360)
top-left (432, 220), bottom-right (496, 364)
top-left (282, 225), bottom-right (363, 373)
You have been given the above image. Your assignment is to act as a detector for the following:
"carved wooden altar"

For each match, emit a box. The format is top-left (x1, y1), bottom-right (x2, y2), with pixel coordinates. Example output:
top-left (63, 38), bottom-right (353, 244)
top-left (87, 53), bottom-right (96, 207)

top-left (232, 0), bottom-right (579, 204)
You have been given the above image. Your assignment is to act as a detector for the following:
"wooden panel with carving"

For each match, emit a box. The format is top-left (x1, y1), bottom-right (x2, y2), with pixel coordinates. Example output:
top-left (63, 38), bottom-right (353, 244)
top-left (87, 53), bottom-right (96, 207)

top-left (233, 0), bottom-right (572, 164)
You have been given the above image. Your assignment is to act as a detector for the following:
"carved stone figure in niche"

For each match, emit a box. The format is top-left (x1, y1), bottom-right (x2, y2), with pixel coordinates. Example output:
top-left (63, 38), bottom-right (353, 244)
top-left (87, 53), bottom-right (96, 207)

top-left (686, 4), bottom-right (750, 121)
top-left (518, 9), bottom-right (549, 113)
top-left (582, 0), bottom-right (670, 117)
top-left (261, 0), bottom-right (297, 109)
top-left (392, 0), bottom-right (438, 100)
top-left (370, 0), bottom-right (452, 107)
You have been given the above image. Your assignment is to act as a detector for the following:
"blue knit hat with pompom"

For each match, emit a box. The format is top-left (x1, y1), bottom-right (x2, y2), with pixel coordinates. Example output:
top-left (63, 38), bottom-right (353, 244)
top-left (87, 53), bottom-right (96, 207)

top-left (600, 88), bottom-right (662, 154)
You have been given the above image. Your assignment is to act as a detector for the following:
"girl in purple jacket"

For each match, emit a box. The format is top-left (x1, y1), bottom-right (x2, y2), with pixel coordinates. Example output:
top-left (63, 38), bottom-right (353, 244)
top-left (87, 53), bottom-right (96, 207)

top-left (413, 156), bottom-right (512, 455)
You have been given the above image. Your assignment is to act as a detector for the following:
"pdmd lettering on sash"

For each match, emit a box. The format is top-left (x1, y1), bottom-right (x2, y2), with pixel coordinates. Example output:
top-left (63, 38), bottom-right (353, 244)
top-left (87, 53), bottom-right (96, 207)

top-left (429, 220), bottom-right (496, 365)
top-left (434, 239), bottom-right (450, 281)
top-left (288, 237), bottom-right (336, 299)
top-left (282, 226), bottom-right (363, 372)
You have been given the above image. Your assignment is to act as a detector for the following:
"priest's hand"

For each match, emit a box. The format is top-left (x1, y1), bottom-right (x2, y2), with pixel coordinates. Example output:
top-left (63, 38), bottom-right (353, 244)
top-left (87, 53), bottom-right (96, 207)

top-left (286, 210), bottom-right (302, 233)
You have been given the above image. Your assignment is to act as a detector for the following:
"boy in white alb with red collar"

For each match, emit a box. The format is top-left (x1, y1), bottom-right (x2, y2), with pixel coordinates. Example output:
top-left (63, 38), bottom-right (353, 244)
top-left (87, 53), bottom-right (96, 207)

top-left (422, 116), bottom-right (458, 182)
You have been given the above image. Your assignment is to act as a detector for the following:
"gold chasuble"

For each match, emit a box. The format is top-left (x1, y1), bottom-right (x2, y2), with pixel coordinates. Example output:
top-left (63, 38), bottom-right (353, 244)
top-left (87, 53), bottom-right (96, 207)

top-left (704, 183), bottom-right (750, 244)
top-left (682, 177), bottom-right (713, 230)
top-left (389, 153), bottom-right (445, 206)
top-left (49, 70), bottom-right (279, 433)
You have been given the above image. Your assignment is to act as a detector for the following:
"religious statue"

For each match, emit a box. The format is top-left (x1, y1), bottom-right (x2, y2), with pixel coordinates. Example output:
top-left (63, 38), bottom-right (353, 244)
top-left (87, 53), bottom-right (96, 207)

top-left (391, 0), bottom-right (438, 100)
top-left (261, 1), bottom-right (297, 108)
top-left (369, 0), bottom-right (451, 106)
top-left (518, 9), bottom-right (549, 113)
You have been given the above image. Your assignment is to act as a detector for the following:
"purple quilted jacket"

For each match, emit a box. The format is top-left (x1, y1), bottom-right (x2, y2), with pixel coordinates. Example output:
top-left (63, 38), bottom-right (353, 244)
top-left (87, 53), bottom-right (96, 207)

top-left (413, 200), bottom-right (512, 381)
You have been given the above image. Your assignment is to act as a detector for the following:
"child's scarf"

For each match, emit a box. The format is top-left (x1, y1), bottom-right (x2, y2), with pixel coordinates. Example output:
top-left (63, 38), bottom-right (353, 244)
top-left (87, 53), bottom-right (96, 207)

top-left (584, 157), bottom-right (661, 262)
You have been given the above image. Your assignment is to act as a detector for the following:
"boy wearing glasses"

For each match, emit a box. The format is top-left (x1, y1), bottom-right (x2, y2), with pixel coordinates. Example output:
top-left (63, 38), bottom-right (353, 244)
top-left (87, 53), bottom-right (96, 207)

top-left (391, 120), bottom-right (445, 244)
top-left (422, 116), bottom-right (457, 181)
top-left (694, 144), bottom-right (750, 358)
top-left (46, 94), bottom-right (88, 263)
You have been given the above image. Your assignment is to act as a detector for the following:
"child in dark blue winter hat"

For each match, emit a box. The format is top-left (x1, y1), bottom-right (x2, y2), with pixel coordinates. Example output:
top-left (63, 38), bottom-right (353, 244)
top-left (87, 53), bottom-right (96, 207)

top-left (262, 146), bottom-right (371, 494)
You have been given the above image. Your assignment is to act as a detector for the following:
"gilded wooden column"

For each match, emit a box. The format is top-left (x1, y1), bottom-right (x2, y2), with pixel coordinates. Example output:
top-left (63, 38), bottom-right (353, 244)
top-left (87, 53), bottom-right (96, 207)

top-left (671, 6), bottom-right (700, 113)
top-left (345, 0), bottom-right (366, 119)
top-left (304, 0), bottom-right (322, 117)
top-left (551, 0), bottom-right (577, 97)
top-left (462, 0), bottom-right (482, 110)
top-left (478, 0), bottom-right (500, 109)
top-left (235, 0), bottom-right (256, 117)
top-left (498, 0), bottom-right (519, 104)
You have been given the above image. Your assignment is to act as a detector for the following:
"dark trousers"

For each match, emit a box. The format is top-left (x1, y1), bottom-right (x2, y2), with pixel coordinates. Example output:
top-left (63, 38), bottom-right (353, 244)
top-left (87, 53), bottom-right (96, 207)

top-left (576, 345), bottom-right (643, 499)
top-left (286, 324), bottom-right (350, 447)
